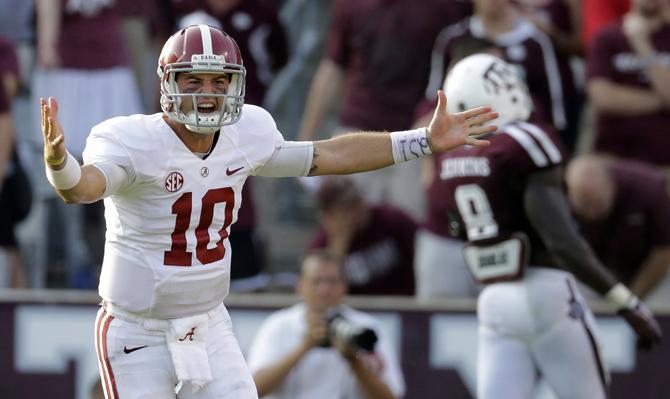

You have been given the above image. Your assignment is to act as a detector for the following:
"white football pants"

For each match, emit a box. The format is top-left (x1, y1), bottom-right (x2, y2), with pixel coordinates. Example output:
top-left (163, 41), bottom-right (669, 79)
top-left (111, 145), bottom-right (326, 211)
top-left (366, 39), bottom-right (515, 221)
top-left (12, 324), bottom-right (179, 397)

top-left (94, 304), bottom-right (257, 399)
top-left (477, 267), bottom-right (610, 399)
top-left (414, 230), bottom-right (480, 299)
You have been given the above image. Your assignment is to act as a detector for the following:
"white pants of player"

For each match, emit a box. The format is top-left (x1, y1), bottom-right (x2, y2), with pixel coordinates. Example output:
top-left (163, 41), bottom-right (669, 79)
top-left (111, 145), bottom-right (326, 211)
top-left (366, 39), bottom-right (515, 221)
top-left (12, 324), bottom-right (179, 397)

top-left (95, 304), bottom-right (257, 399)
top-left (414, 229), bottom-right (480, 299)
top-left (477, 267), bottom-right (609, 399)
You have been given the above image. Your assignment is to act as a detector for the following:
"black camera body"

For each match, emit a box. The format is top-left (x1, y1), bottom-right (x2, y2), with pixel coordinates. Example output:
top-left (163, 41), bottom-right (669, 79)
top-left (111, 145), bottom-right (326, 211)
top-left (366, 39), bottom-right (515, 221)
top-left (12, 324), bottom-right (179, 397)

top-left (321, 309), bottom-right (378, 353)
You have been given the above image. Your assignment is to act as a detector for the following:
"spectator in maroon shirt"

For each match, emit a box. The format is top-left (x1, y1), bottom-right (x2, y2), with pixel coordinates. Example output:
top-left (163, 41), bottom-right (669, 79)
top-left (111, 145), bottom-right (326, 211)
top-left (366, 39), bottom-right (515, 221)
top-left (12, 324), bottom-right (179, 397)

top-left (417, 0), bottom-right (569, 149)
top-left (309, 176), bottom-right (417, 296)
top-left (297, 0), bottom-right (471, 220)
top-left (566, 155), bottom-right (670, 301)
top-left (586, 0), bottom-right (670, 166)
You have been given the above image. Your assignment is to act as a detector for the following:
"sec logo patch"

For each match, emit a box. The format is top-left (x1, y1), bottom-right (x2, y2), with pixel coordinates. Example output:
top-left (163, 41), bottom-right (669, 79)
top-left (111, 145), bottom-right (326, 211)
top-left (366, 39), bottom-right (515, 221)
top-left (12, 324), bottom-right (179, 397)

top-left (165, 172), bottom-right (184, 192)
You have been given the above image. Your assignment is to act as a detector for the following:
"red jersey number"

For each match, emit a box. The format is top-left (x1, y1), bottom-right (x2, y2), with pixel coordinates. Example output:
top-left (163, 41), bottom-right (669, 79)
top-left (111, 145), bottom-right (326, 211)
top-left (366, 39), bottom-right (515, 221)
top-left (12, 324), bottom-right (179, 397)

top-left (164, 187), bottom-right (235, 266)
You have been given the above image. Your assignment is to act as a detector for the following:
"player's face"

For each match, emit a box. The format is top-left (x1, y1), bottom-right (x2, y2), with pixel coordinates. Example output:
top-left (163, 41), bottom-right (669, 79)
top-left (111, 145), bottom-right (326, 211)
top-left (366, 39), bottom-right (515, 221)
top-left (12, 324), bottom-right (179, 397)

top-left (298, 259), bottom-right (346, 312)
top-left (175, 72), bottom-right (230, 115)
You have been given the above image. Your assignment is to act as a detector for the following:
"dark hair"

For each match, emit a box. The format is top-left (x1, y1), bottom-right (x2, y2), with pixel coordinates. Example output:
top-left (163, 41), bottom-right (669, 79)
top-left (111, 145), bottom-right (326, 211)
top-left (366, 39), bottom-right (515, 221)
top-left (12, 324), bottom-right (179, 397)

top-left (300, 250), bottom-right (345, 276)
top-left (316, 176), bottom-right (361, 211)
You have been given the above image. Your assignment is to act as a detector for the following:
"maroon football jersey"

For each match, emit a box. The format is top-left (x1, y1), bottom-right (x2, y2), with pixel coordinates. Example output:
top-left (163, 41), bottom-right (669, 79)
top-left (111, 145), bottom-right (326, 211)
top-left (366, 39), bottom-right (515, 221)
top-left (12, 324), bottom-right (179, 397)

top-left (310, 205), bottom-right (417, 296)
top-left (326, 0), bottom-right (471, 131)
top-left (586, 21), bottom-right (670, 165)
top-left (419, 16), bottom-right (567, 132)
top-left (575, 160), bottom-right (670, 284)
top-left (57, 1), bottom-right (127, 69)
top-left (426, 121), bottom-right (565, 260)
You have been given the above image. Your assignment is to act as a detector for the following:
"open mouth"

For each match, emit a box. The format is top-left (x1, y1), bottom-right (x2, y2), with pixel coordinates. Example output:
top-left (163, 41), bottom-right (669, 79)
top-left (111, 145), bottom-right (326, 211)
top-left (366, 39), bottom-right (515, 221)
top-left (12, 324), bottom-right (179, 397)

top-left (196, 103), bottom-right (217, 113)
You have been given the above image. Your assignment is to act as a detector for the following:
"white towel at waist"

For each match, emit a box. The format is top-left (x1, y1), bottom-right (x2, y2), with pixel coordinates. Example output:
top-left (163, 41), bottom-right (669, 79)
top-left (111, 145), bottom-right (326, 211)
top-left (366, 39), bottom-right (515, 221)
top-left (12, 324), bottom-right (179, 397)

top-left (167, 314), bottom-right (212, 393)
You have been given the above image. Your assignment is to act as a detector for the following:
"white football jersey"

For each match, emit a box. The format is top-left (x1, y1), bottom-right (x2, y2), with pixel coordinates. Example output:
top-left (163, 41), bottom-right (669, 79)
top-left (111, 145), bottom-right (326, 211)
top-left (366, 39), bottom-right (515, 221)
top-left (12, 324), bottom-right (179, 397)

top-left (83, 105), bottom-right (285, 318)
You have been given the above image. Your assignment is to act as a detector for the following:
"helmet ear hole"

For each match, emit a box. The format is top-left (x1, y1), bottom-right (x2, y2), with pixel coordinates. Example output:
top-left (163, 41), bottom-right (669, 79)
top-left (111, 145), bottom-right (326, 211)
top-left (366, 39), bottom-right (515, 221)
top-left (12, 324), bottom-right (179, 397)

top-left (511, 96), bottom-right (518, 104)
top-left (458, 102), bottom-right (467, 112)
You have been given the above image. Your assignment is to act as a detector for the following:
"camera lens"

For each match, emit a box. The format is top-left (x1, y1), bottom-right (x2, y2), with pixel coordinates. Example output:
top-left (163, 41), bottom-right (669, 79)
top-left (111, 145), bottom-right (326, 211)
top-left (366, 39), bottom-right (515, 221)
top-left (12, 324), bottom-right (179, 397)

top-left (326, 309), bottom-right (378, 352)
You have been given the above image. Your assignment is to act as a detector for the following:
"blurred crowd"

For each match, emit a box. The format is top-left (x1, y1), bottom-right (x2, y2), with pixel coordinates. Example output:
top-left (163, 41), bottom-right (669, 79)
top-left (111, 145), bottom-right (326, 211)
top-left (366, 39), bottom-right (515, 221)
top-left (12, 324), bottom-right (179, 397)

top-left (1, 0), bottom-right (670, 306)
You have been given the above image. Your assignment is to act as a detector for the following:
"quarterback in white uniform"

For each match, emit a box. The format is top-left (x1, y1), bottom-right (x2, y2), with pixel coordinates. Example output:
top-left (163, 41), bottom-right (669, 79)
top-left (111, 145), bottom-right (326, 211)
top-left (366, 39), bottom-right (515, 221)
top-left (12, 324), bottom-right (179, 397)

top-left (40, 25), bottom-right (498, 399)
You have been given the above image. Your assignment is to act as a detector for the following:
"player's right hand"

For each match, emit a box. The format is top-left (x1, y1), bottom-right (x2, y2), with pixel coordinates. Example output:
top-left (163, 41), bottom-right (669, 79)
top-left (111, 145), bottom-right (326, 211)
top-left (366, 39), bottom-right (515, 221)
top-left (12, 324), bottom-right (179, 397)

top-left (41, 97), bottom-right (67, 168)
top-left (618, 300), bottom-right (662, 351)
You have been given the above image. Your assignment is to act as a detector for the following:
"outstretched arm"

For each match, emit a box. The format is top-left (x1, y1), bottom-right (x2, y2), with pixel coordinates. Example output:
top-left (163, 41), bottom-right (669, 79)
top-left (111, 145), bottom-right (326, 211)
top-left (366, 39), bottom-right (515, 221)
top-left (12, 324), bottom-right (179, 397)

top-left (41, 97), bottom-right (107, 204)
top-left (308, 91), bottom-right (497, 176)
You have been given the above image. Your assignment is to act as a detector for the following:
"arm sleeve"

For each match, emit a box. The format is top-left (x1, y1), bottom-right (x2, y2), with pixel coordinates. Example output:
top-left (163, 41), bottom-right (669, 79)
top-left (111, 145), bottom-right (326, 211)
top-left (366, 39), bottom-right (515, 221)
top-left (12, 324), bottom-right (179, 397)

top-left (89, 162), bottom-right (131, 198)
top-left (524, 167), bottom-right (618, 295)
top-left (253, 140), bottom-right (314, 177)
top-left (83, 124), bottom-right (135, 196)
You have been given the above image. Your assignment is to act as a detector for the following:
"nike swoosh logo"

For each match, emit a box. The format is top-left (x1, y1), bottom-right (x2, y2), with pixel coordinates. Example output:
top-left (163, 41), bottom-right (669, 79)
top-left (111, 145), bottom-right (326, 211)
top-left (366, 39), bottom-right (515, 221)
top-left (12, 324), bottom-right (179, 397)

top-left (123, 345), bottom-right (148, 354)
top-left (226, 166), bottom-right (244, 176)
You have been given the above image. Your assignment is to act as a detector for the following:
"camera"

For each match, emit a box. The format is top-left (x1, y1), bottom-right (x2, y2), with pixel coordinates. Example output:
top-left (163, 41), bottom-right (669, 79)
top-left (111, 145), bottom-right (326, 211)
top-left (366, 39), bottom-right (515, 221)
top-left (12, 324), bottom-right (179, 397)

top-left (321, 309), bottom-right (378, 352)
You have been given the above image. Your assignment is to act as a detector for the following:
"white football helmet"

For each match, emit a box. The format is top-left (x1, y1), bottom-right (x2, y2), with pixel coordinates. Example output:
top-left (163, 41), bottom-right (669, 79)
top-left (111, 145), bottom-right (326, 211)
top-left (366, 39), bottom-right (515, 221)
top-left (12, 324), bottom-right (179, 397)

top-left (157, 24), bottom-right (246, 134)
top-left (443, 53), bottom-right (532, 128)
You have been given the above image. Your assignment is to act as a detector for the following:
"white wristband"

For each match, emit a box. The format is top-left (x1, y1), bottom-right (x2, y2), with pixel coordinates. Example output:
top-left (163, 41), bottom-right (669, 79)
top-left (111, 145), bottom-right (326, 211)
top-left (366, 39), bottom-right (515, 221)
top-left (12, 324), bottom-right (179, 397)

top-left (46, 151), bottom-right (81, 190)
top-left (605, 283), bottom-right (639, 309)
top-left (390, 127), bottom-right (432, 164)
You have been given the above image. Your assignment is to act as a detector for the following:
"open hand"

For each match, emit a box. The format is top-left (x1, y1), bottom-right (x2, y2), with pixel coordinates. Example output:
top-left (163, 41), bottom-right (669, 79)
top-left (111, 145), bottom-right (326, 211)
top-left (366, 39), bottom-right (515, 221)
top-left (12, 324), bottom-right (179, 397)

top-left (427, 90), bottom-right (498, 152)
top-left (41, 97), bottom-right (67, 168)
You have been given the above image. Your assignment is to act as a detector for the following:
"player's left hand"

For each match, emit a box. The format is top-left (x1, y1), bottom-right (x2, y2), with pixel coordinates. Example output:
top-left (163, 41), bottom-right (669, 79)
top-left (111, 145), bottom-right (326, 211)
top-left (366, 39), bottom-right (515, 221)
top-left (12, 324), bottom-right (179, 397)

top-left (618, 300), bottom-right (663, 351)
top-left (427, 90), bottom-right (498, 152)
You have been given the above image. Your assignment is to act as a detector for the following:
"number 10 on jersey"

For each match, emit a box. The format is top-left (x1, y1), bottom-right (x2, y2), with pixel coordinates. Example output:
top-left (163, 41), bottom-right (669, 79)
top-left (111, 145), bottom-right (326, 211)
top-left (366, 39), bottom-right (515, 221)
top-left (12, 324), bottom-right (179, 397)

top-left (164, 187), bottom-right (235, 266)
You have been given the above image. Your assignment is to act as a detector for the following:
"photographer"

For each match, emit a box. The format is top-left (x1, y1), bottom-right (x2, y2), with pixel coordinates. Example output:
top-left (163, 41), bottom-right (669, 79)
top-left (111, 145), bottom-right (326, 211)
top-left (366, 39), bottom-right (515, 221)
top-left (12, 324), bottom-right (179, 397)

top-left (247, 251), bottom-right (405, 399)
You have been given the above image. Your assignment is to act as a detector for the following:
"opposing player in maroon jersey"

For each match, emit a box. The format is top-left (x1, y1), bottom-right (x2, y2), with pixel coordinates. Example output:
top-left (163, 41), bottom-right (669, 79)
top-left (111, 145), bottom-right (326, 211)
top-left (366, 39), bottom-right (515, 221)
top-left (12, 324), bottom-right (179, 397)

top-left (433, 53), bottom-right (661, 399)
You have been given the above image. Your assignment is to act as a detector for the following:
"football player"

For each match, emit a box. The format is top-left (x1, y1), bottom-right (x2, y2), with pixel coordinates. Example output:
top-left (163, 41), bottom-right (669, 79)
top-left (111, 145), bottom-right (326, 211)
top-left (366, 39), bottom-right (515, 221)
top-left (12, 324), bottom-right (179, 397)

top-left (432, 53), bottom-right (662, 399)
top-left (40, 25), bottom-right (497, 399)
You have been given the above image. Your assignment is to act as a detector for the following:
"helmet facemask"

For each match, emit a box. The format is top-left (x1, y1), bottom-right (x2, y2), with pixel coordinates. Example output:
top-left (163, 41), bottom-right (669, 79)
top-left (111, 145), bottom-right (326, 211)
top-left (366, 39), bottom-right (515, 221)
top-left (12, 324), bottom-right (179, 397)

top-left (159, 54), bottom-right (246, 134)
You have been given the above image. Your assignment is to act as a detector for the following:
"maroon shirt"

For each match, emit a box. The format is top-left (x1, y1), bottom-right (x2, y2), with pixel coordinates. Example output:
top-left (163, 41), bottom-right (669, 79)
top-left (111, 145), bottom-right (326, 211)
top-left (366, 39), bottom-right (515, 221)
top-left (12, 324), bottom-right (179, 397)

top-left (575, 161), bottom-right (670, 284)
top-left (418, 17), bottom-right (567, 132)
top-left (586, 21), bottom-right (670, 165)
top-left (326, 0), bottom-right (470, 131)
top-left (0, 37), bottom-right (18, 77)
top-left (426, 121), bottom-right (565, 261)
top-left (310, 205), bottom-right (417, 296)
top-left (58, 1), bottom-right (127, 69)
